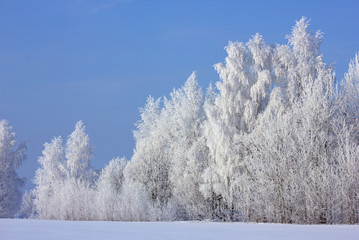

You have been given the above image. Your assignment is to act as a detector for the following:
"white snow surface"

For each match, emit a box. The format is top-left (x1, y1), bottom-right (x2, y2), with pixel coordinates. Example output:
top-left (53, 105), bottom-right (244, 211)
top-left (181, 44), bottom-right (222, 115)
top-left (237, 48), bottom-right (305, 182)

top-left (1, 219), bottom-right (358, 240)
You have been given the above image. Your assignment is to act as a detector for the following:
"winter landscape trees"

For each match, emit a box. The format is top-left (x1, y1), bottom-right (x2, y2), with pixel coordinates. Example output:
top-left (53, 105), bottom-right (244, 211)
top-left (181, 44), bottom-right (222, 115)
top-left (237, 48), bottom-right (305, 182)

top-left (0, 120), bottom-right (26, 218)
top-left (1, 17), bottom-right (359, 224)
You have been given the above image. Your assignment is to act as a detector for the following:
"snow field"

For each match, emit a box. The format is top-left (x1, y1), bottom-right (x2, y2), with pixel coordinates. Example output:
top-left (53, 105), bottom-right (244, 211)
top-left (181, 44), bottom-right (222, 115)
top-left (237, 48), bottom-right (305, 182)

top-left (1, 219), bottom-right (359, 240)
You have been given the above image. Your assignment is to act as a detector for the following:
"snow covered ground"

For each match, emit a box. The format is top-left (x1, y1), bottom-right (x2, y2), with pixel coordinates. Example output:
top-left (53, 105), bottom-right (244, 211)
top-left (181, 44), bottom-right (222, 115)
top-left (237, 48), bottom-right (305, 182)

top-left (1, 219), bottom-right (358, 240)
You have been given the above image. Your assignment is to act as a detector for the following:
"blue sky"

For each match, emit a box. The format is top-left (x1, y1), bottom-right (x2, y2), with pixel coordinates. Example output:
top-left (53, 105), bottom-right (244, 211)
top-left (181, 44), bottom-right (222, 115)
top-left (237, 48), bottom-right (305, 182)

top-left (1, 0), bottom-right (358, 190)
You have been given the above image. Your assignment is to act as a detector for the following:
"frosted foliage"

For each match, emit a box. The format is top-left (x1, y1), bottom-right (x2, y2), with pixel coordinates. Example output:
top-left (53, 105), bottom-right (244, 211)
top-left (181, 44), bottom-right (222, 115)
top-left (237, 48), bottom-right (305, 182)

top-left (287, 17), bottom-right (324, 99)
top-left (66, 121), bottom-right (93, 181)
top-left (200, 17), bottom-right (358, 223)
top-left (96, 157), bottom-right (127, 221)
top-left (346, 53), bottom-right (359, 83)
top-left (166, 73), bottom-right (208, 220)
top-left (126, 73), bottom-right (208, 220)
top-left (134, 96), bottom-right (161, 141)
top-left (18, 190), bottom-right (36, 219)
top-left (129, 96), bottom-right (164, 208)
top-left (248, 68), bottom-right (336, 223)
top-left (97, 158), bottom-right (126, 194)
top-left (213, 33), bottom-right (273, 134)
top-left (247, 33), bottom-right (272, 71)
top-left (203, 32), bottom-right (275, 221)
top-left (119, 180), bottom-right (154, 221)
top-left (0, 120), bottom-right (26, 218)
top-left (33, 121), bottom-right (96, 220)
top-left (22, 17), bottom-right (359, 224)
top-left (341, 53), bottom-right (359, 121)
top-left (126, 93), bottom-right (171, 214)
top-left (34, 137), bottom-right (65, 219)
top-left (288, 17), bottom-right (322, 62)
top-left (273, 45), bottom-right (295, 85)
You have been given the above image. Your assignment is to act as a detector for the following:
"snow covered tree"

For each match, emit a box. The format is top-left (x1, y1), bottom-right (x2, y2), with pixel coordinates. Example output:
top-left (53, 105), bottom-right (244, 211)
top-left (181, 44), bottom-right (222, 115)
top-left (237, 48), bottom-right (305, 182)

top-left (118, 179), bottom-right (154, 221)
top-left (62, 121), bottom-right (96, 220)
top-left (330, 52), bottom-right (359, 224)
top-left (33, 121), bottom-right (96, 220)
top-left (17, 190), bottom-right (36, 219)
top-left (26, 17), bottom-right (359, 224)
top-left (235, 17), bottom-right (347, 224)
top-left (124, 95), bottom-right (170, 219)
top-left (125, 73), bottom-right (209, 220)
top-left (165, 73), bottom-right (209, 220)
top-left (0, 120), bottom-right (26, 218)
top-left (339, 52), bottom-right (359, 123)
top-left (202, 31), bottom-right (275, 221)
top-left (65, 121), bottom-right (93, 182)
top-left (95, 157), bottom-right (127, 221)
top-left (331, 121), bottom-right (359, 224)
top-left (200, 17), bottom-right (342, 223)
top-left (33, 136), bottom-right (65, 219)
top-left (272, 18), bottom-right (335, 224)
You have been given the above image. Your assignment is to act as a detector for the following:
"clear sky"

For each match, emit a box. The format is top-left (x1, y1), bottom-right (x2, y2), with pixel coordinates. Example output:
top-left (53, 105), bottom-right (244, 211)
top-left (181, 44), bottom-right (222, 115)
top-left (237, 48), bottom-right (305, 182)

top-left (1, 0), bottom-right (358, 190)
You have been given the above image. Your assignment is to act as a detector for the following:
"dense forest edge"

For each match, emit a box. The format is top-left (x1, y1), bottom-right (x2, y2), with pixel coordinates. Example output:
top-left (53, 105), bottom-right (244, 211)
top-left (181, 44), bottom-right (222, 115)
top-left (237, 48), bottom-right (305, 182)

top-left (1, 17), bottom-right (359, 224)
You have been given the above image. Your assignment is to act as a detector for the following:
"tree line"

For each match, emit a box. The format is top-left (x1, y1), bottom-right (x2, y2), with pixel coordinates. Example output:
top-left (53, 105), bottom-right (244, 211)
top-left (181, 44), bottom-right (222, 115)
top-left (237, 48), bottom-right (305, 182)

top-left (1, 18), bottom-right (359, 224)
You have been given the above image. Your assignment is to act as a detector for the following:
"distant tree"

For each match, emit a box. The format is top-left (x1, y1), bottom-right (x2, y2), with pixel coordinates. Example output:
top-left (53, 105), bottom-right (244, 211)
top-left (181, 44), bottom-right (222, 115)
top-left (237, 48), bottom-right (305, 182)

top-left (65, 121), bottom-right (93, 182)
top-left (118, 179), bottom-right (154, 221)
top-left (254, 17), bottom-right (327, 224)
top-left (165, 73), bottom-right (209, 220)
top-left (201, 17), bottom-right (342, 224)
top-left (26, 17), bottom-right (359, 224)
top-left (95, 157), bottom-right (127, 221)
top-left (202, 32), bottom-right (274, 221)
top-left (34, 121), bottom-right (96, 220)
top-left (331, 52), bottom-right (359, 224)
top-left (17, 190), bottom-right (36, 219)
top-left (62, 121), bottom-right (96, 220)
top-left (0, 120), bottom-right (26, 218)
top-left (124, 73), bottom-right (209, 220)
top-left (339, 52), bottom-right (359, 122)
top-left (33, 136), bottom-right (65, 219)
top-left (123, 96), bottom-right (168, 220)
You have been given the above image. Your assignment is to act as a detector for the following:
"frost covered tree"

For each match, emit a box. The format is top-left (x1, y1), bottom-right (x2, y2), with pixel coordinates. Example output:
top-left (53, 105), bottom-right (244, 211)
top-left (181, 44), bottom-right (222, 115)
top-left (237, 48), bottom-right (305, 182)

top-left (61, 121), bottom-right (96, 220)
top-left (124, 73), bottom-right (209, 220)
top-left (200, 17), bottom-right (344, 223)
top-left (95, 157), bottom-right (127, 221)
top-left (251, 18), bottom-right (335, 224)
top-left (118, 179), bottom-right (154, 221)
top-left (34, 136), bottom-right (65, 219)
top-left (119, 17), bottom-right (358, 224)
top-left (123, 95), bottom-right (168, 220)
top-left (339, 52), bottom-right (359, 123)
top-left (27, 17), bottom-right (359, 224)
top-left (0, 120), bottom-right (26, 218)
top-left (65, 121), bottom-right (93, 183)
top-left (18, 190), bottom-right (36, 218)
top-left (164, 73), bottom-right (209, 220)
top-left (329, 117), bottom-right (359, 224)
top-left (34, 121), bottom-right (96, 220)
top-left (330, 52), bottom-right (359, 224)
top-left (202, 31), bottom-right (275, 221)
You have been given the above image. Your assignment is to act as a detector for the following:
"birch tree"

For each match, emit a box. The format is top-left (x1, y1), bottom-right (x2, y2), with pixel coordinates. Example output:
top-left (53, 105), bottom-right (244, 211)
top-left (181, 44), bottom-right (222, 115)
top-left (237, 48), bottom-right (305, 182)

top-left (0, 120), bottom-right (26, 218)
